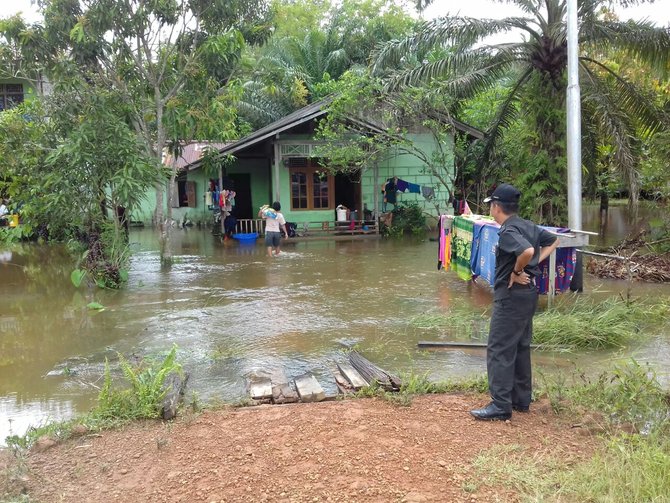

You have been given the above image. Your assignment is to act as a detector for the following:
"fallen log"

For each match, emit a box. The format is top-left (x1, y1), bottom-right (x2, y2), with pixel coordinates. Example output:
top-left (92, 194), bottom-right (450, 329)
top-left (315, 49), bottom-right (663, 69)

top-left (161, 372), bottom-right (190, 420)
top-left (348, 350), bottom-right (402, 392)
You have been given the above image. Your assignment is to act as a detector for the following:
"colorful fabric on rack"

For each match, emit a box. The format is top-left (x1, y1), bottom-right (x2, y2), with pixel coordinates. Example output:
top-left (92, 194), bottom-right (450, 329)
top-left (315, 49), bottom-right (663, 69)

top-left (470, 222), bottom-right (498, 286)
top-left (437, 215), bottom-right (452, 271)
top-left (536, 246), bottom-right (577, 293)
top-left (451, 216), bottom-right (474, 281)
top-left (440, 216), bottom-right (578, 294)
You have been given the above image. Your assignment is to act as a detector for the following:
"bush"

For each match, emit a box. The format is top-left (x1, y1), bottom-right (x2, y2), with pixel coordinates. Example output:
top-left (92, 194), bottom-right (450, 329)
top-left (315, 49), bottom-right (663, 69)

top-left (381, 202), bottom-right (427, 238)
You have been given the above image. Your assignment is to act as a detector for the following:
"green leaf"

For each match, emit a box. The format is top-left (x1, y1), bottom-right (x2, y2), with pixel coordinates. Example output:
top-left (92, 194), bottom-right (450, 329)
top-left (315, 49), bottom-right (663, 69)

top-left (119, 269), bottom-right (129, 282)
top-left (87, 302), bottom-right (105, 311)
top-left (70, 269), bottom-right (87, 288)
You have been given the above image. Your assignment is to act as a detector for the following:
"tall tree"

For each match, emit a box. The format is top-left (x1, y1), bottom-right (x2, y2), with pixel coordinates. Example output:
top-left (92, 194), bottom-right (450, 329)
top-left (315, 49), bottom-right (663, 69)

top-left (374, 0), bottom-right (669, 223)
top-left (35, 0), bottom-right (270, 264)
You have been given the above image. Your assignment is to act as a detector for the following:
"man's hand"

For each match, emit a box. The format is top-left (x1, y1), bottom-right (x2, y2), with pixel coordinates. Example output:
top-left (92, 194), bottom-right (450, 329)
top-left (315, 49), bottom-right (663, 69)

top-left (508, 270), bottom-right (531, 289)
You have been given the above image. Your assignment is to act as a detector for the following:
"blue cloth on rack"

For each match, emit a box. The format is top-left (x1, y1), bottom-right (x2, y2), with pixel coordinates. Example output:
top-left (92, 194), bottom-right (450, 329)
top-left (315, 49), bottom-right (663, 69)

top-left (470, 222), bottom-right (498, 286)
top-left (466, 221), bottom-right (576, 294)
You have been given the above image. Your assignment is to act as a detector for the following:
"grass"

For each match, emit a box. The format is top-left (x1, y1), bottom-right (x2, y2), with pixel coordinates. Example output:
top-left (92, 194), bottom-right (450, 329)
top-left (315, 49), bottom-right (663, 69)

top-left (5, 345), bottom-right (182, 451)
top-left (533, 296), bottom-right (670, 349)
top-left (355, 371), bottom-right (489, 407)
top-left (465, 360), bottom-right (670, 503)
top-left (412, 296), bottom-right (670, 350)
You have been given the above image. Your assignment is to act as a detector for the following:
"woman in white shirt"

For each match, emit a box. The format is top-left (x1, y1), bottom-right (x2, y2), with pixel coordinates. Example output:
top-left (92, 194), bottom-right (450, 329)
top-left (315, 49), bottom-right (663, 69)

top-left (0, 199), bottom-right (8, 226)
top-left (258, 201), bottom-right (287, 257)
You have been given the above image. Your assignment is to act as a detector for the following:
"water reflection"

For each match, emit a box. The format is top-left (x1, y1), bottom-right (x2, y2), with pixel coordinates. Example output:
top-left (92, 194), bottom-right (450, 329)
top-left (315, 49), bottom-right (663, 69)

top-left (1, 220), bottom-right (669, 444)
top-left (582, 203), bottom-right (662, 248)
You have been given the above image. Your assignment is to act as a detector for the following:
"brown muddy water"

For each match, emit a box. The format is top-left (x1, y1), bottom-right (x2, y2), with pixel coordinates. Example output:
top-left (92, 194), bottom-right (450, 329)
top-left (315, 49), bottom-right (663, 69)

top-left (1, 205), bottom-right (669, 443)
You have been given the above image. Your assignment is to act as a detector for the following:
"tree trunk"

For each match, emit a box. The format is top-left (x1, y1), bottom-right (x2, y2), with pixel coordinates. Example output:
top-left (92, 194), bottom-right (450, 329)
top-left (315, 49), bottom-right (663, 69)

top-left (154, 95), bottom-right (172, 266)
top-left (599, 191), bottom-right (608, 235)
top-left (162, 166), bottom-right (178, 265)
top-left (627, 171), bottom-right (639, 221)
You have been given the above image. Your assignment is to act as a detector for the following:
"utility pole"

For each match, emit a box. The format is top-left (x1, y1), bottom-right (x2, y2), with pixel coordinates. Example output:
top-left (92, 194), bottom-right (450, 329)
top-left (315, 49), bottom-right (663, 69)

top-left (566, 0), bottom-right (582, 231)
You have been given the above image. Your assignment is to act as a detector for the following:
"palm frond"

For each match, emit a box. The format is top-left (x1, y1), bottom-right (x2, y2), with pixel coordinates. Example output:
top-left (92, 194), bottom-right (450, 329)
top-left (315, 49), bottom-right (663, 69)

top-left (580, 61), bottom-right (639, 200)
top-left (479, 65), bottom-right (534, 164)
top-left (580, 56), bottom-right (664, 136)
top-left (581, 20), bottom-right (670, 75)
top-left (371, 17), bottom-right (526, 75)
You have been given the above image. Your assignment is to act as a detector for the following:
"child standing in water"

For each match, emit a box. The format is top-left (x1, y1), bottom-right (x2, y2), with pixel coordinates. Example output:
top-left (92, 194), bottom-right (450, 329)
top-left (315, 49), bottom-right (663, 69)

top-left (258, 201), bottom-right (287, 257)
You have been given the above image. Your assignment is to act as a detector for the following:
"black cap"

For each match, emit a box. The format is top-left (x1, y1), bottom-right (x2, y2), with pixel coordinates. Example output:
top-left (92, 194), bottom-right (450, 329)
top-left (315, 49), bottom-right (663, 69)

top-left (483, 183), bottom-right (521, 204)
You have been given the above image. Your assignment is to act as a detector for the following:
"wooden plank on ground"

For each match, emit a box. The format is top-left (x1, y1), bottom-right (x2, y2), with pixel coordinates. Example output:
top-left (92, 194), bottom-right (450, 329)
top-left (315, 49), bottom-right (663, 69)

top-left (294, 374), bottom-right (325, 403)
top-left (418, 341), bottom-right (540, 349)
top-left (161, 372), bottom-right (190, 420)
top-left (348, 350), bottom-right (402, 392)
top-left (337, 362), bottom-right (368, 390)
top-left (333, 368), bottom-right (355, 395)
top-left (249, 378), bottom-right (273, 400)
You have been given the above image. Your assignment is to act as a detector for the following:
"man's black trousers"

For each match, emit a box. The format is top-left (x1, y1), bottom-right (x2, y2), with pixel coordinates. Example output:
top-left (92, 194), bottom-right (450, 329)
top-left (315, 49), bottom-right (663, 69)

top-left (487, 284), bottom-right (539, 412)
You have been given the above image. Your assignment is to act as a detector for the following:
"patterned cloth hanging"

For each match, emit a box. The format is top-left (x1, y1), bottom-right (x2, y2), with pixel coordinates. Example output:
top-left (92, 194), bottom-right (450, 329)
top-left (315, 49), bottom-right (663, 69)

top-left (451, 216), bottom-right (474, 281)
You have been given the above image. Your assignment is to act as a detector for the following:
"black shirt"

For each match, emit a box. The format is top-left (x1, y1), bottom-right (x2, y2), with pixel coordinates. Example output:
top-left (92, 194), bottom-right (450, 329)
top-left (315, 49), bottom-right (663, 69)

top-left (493, 215), bottom-right (557, 297)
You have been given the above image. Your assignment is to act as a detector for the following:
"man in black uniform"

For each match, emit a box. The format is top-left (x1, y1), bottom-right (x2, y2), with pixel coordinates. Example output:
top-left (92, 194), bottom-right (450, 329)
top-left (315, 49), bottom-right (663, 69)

top-left (470, 184), bottom-right (559, 421)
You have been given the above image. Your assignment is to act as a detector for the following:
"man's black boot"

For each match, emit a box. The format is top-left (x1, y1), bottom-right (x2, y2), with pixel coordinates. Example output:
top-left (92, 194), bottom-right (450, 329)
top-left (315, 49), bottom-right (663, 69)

top-left (470, 402), bottom-right (512, 421)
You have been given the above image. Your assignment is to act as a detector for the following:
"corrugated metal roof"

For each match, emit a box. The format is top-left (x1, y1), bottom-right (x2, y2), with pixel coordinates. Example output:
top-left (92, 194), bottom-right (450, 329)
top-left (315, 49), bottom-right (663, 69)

top-left (164, 141), bottom-right (230, 170)
top-left (188, 96), bottom-right (484, 169)
top-left (219, 98), bottom-right (333, 158)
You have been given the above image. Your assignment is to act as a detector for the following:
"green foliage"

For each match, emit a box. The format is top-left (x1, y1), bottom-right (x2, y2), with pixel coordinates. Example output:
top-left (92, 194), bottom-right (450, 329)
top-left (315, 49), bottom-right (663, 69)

top-left (382, 202), bottom-right (427, 238)
top-left (0, 225), bottom-right (32, 244)
top-left (4, 346), bottom-right (184, 452)
top-left (91, 345), bottom-right (182, 422)
top-left (238, 0), bottom-right (417, 127)
top-left (557, 431), bottom-right (670, 502)
top-left (315, 72), bottom-right (457, 214)
top-left (470, 361), bottom-right (670, 502)
top-left (372, 0), bottom-right (669, 219)
top-left (567, 360), bottom-right (669, 432)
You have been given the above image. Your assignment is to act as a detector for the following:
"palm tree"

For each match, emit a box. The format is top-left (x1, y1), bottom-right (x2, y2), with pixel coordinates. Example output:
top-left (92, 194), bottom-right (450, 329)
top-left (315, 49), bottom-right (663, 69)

top-left (237, 29), bottom-right (353, 128)
top-left (372, 0), bottom-right (669, 222)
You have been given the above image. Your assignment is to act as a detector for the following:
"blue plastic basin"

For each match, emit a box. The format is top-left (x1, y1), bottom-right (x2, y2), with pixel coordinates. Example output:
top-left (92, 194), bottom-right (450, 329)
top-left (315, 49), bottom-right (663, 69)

top-left (232, 233), bottom-right (258, 243)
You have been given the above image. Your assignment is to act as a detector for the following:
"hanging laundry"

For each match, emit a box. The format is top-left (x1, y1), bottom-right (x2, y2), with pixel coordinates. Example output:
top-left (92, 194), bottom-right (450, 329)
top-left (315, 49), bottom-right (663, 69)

top-left (447, 216), bottom-right (577, 294)
top-left (205, 191), bottom-right (213, 206)
top-left (408, 182), bottom-right (421, 194)
top-left (395, 179), bottom-right (409, 192)
top-left (422, 186), bottom-right (435, 200)
top-left (463, 200), bottom-right (473, 216)
top-left (437, 214), bottom-right (452, 271)
top-left (384, 178), bottom-right (397, 204)
top-left (470, 222), bottom-right (498, 286)
top-left (451, 216), bottom-right (474, 281)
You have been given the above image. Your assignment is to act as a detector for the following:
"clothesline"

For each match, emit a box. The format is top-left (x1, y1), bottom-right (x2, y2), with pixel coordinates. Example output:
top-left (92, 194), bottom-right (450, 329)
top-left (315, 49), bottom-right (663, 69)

top-left (438, 214), bottom-right (578, 295)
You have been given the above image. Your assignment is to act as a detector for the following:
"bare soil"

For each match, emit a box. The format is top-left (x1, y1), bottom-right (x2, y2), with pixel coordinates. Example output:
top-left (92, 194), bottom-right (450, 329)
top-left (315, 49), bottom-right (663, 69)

top-left (2, 394), bottom-right (597, 503)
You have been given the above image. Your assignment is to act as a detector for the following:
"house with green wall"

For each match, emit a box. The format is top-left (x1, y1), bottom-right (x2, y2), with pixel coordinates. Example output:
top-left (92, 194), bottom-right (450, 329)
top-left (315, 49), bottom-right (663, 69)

top-left (132, 100), bottom-right (483, 235)
top-left (0, 77), bottom-right (43, 111)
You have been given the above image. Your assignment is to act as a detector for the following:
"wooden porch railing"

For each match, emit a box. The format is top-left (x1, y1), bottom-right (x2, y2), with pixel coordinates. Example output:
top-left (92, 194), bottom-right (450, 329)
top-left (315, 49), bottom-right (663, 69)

top-left (234, 218), bottom-right (379, 237)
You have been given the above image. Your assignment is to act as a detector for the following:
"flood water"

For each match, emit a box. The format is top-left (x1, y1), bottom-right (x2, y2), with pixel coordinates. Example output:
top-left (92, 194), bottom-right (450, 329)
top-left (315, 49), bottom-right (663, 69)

top-left (1, 204), bottom-right (669, 444)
